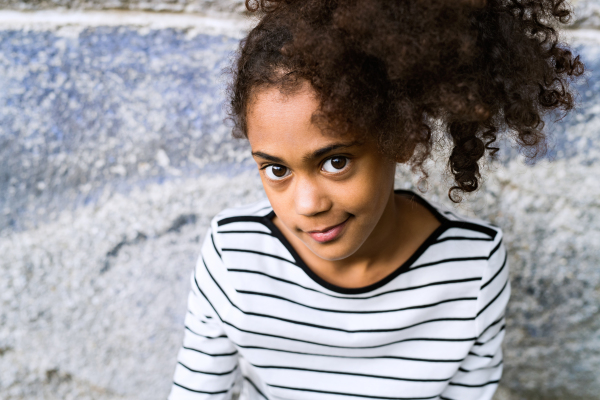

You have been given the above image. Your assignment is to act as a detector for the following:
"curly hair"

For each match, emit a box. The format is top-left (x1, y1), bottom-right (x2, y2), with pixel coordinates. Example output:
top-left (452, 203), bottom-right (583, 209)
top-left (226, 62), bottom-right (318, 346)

top-left (227, 0), bottom-right (584, 201)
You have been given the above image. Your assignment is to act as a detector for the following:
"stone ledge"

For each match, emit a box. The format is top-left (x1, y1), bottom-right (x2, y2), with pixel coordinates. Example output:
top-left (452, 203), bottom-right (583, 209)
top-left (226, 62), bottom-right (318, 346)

top-left (0, 0), bottom-right (598, 29)
top-left (0, 0), bottom-right (247, 14)
top-left (0, 9), bottom-right (254, 37)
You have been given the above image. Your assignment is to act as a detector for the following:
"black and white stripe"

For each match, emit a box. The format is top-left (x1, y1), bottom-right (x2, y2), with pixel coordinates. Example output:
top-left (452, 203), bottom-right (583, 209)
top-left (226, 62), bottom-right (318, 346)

top-left (170, 190), bottom-right (510, 400)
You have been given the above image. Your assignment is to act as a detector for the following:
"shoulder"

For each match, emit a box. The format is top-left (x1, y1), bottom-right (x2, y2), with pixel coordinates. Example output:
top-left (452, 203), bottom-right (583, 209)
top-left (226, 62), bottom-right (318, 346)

top-left (194, 199), bottom-right (276, 310)
top-left (202, 198), bottom-right (298, 277)
top-left (408, 193), bottom-right (510, 318)
top-left (414, 192), bottom-right (501, 239)
top-left (198, 198), bottom-right (276, 272)
top-left (209, 198), bottom-right (273, 230)
top-left (206, 197), bottom-right (276, 253)
top-left (402, 190), bottom-right (504, 259)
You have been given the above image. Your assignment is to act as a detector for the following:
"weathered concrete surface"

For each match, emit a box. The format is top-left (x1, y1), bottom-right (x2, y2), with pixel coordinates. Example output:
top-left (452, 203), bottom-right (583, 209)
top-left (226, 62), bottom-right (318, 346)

top-left (0, 10), bottom-right (599, 400)
top-left (572, 0), bottom-right (600, 29)
top-left (0, 173), bottom-right (266, 399)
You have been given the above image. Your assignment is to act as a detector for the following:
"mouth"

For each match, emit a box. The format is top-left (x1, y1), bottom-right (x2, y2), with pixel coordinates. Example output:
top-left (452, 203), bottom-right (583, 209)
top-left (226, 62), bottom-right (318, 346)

top-left (306, 216), bottom-right (351, 243)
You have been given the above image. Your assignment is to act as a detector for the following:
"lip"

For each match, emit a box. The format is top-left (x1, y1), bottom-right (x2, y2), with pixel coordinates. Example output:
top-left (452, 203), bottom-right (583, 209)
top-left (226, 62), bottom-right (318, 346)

top-left (306, 217), bottom-right (350, 243)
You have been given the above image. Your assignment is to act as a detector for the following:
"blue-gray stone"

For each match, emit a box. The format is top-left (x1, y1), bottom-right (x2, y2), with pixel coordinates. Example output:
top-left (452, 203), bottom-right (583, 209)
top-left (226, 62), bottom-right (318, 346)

top-left (0, 27), bottom-right (253, 233)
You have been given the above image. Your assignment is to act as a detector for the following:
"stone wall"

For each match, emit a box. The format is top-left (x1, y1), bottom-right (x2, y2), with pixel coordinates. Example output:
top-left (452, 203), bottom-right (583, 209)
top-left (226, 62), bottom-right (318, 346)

top-left (0, 1), bottom-right (599, 399)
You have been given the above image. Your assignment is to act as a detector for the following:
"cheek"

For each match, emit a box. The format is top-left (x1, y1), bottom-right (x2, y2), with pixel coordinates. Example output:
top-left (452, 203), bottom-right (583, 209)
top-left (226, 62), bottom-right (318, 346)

top-left (261, 179), bottom-right (295, 225)
top-left (261, 179), bottom-right (283, 208)
top-left (345, 161), bottom-right (395, 212)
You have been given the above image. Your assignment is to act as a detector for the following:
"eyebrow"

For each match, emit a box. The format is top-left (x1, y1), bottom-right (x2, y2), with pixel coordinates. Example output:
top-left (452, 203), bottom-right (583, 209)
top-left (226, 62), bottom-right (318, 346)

top-left (251, 140), bottom-right (361, 164)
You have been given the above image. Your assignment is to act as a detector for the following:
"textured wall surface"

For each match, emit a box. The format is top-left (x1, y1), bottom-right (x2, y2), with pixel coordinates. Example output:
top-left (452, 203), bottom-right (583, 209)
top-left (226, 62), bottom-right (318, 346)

top-left (1, 3), bottom-right (599, 400)
top-left (573, 0), bottom-right (600, 29)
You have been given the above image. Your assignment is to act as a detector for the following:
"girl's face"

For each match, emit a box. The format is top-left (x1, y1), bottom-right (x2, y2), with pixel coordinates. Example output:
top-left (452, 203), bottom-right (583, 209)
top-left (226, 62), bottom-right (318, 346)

top-left (247, 84), bottom-right (397, 262)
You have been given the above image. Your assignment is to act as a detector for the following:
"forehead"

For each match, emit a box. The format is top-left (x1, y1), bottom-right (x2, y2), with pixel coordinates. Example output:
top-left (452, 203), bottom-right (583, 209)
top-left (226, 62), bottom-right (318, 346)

top-left (247, 84), bottom-right (317, 134)
top-left (246, 84), bottom-right (350, 154)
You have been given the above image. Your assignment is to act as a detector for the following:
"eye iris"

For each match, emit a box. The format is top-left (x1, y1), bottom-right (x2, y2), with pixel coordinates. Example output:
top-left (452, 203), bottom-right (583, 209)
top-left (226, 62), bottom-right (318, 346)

top-left (331, 157), bottom-right (346, 169)
top-left (272, 165), bottom-right (287, 177)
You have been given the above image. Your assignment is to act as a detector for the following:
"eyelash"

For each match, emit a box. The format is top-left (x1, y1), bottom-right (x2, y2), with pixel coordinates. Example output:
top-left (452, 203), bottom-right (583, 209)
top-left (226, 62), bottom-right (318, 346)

top-left (263, 164), bottom-right (292, 181)
top-left (261, 156), bottom-right (351, 181)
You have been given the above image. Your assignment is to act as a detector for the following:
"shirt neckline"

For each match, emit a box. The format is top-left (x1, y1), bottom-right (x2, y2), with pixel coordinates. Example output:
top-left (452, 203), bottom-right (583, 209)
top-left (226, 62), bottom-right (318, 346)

top-left (261, 189), bottom-right (451, 295)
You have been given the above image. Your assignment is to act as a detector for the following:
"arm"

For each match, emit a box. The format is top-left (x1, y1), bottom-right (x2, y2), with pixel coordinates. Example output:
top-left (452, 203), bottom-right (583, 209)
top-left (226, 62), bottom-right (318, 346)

top-left (441, 235), bottom-right (511, 400)
top-left (169, 229), bottom-right (241, 400)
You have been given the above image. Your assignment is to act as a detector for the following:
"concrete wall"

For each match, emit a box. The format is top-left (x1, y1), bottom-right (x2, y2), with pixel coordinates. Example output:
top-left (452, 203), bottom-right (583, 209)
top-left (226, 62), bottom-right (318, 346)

top-left (0, 1), bottom-right (599, 399)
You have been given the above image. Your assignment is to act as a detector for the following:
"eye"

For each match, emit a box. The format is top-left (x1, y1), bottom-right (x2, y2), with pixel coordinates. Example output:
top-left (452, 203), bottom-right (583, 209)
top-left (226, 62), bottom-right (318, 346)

top-left (264, 165), bottom-right (291, 180)
top-left (322, 156), bottom-right (349, 173)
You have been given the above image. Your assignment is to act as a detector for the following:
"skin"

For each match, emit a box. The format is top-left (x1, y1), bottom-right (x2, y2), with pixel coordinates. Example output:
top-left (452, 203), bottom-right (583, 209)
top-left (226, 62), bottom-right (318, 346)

top-left (246, 83), bottom-right (441, 289)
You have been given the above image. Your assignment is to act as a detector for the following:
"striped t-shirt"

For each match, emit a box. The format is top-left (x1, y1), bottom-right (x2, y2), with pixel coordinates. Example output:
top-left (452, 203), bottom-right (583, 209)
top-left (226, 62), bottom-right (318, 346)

top-left (169, 190), bottom-right (510, 400)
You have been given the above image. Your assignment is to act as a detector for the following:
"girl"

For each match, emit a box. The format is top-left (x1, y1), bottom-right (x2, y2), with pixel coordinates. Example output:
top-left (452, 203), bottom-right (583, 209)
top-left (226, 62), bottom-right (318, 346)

top-left (169, 0), bottom-right (584, 399)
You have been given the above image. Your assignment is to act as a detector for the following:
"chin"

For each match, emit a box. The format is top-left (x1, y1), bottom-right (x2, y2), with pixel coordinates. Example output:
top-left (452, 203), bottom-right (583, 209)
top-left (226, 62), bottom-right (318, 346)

top-left (308, 242), bottom-right (357, 262)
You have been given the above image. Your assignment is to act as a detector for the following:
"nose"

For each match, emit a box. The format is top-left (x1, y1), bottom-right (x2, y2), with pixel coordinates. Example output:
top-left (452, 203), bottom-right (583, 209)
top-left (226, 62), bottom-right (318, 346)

top-left (293, 176), bottom-right (332, 217)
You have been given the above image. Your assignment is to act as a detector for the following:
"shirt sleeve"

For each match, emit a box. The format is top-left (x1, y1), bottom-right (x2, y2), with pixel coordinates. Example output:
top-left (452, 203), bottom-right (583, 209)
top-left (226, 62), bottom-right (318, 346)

top-left (440, 233), bottom-right (511, 400)
top-left (168, 228), bottom-right (241, 400)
